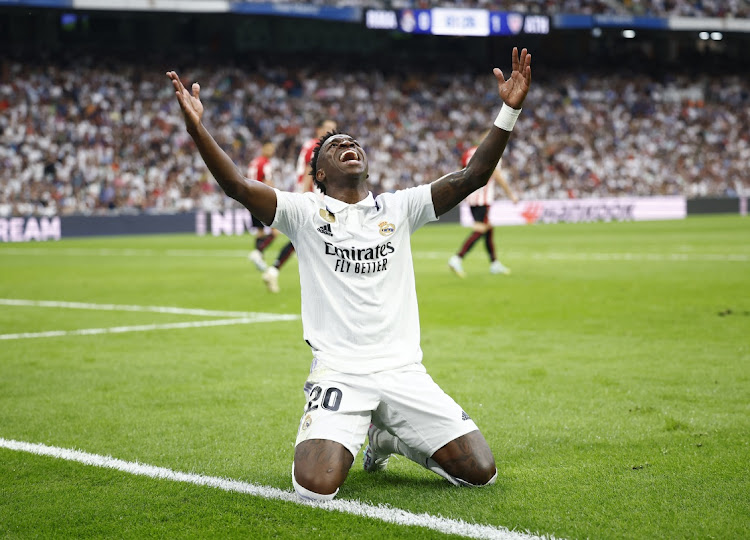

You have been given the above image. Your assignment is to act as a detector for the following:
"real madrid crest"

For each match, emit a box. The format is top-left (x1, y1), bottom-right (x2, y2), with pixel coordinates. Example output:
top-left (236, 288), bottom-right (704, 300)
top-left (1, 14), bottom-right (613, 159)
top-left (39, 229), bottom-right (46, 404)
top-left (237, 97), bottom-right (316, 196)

top-left (379, 221), bottom-right (395, 236)
top-left (319, 209), bottom-right (336, 223)
top-left (301, 414), bottom-right (312, 431)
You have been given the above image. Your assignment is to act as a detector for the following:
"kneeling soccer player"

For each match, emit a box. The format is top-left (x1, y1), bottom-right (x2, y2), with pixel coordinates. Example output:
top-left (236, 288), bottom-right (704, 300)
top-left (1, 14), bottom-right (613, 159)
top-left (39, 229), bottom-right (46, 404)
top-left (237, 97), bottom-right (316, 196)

top-left (166, 46), bottom-right (532, 500)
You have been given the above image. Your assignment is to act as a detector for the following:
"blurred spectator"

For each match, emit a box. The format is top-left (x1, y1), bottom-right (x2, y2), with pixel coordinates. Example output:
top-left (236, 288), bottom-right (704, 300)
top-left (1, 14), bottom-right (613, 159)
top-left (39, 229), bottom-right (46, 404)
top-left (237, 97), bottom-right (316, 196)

top-left (1, 58), bottom-right (747, 217)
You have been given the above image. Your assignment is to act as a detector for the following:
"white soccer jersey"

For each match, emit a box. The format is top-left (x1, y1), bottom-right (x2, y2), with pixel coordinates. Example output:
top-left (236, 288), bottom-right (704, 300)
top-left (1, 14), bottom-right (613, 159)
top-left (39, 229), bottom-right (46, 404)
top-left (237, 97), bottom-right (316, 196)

top-left (271, 183), bottom-right (438, 374)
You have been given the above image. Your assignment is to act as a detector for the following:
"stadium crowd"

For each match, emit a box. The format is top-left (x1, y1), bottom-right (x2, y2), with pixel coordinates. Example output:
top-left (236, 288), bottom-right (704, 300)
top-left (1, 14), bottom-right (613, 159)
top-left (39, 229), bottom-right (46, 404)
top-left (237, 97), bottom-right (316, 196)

top-left (1, 59), bottom-right (748, 217)
top-left (234, 0), bottom-right (750, 18)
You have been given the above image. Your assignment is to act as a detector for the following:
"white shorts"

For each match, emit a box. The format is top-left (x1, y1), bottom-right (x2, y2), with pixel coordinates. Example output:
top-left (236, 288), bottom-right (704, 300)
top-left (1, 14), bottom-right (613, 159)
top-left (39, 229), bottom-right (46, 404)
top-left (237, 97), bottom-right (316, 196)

top-left (294, 362), bottom-right (479, 460)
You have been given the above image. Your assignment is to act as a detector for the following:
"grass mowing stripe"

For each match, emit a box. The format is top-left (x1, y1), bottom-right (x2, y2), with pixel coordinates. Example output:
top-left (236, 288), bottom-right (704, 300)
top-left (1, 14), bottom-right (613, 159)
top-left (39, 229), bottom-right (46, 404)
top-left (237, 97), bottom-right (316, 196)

top-left (414, 251), bottom-right (750, 261)
top-left (3, 247), bottom-right (748, 261)
top-left (0, 298), bottom-right (298, 318)
top-left (0, 438), bottom-right (554, 540)
top-left (513, 252), bottom-right (750, 262)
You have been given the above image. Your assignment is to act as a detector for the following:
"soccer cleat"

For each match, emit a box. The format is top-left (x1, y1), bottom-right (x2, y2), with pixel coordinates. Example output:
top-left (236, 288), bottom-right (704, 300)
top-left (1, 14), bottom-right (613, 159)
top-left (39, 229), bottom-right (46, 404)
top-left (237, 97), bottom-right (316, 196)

top-left (448, 255), bottom-right (466, 278)
top-left (363, 424), bottom-right (391, 472)
top-left (248, 249), bottom-right (267, 272)
top-left (490, 260), bottom-right (511, 275)
top-left (262, 266), bottom-right (280, 293)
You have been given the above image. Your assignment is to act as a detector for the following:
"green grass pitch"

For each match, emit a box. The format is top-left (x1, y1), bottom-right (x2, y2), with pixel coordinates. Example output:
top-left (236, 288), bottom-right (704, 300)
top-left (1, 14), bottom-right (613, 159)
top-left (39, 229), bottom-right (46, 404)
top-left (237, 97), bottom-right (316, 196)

top-left (1, 215), bottom-right (748, 539)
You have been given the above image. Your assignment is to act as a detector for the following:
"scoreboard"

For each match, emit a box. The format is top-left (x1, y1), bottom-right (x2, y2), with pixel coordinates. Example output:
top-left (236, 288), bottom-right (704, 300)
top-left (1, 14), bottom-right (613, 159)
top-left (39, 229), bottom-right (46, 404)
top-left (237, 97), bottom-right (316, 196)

top-left (365, 8), bottom-right (550, 36)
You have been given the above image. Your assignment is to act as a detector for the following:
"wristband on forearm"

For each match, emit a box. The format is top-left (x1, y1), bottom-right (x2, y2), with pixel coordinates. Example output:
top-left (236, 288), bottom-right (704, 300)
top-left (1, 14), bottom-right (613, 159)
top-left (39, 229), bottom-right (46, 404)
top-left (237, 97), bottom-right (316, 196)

top-left (493, 103), bottom-right (522, 132)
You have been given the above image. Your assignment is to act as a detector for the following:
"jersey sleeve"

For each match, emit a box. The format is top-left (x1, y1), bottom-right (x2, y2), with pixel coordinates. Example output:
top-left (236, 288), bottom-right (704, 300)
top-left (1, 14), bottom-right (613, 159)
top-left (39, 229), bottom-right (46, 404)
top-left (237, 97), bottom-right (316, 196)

top-left (394, 183), bottom-right (438, 233)
top-left (270, 189), bottom-right (311, 240)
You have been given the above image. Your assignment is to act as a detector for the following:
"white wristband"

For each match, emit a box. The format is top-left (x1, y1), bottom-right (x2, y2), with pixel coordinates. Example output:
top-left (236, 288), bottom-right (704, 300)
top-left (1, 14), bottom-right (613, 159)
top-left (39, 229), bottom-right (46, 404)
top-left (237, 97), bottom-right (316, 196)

top-left (494, 103), bottom-right (522, 132)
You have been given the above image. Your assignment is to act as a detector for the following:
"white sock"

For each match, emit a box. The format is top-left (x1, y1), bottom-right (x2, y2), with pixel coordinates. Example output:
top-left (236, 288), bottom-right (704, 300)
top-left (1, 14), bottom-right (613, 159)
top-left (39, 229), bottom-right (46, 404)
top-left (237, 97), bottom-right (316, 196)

top-left (373, 430), bottom-right (460, 485)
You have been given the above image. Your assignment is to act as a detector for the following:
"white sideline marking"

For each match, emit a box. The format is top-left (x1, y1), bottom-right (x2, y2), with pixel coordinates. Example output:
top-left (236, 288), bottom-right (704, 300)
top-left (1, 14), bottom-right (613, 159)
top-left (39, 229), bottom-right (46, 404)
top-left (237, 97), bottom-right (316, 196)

top-left (0, 438), bottom-right (551, 540)
top-left (520, 252), bottom-right (750, 262)
top-left (2, 247), bottom-right (747, 262)
top-left (0, 317), bottom-right (296, 341)
top-left (0, 298), bottom-right (281, 318)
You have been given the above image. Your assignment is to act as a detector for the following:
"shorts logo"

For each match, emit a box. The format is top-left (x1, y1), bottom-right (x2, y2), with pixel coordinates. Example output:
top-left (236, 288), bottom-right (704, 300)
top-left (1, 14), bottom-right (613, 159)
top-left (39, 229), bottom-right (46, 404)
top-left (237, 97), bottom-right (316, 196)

top-left (319, 209), bottom-right (336, 223)
top-left (461, 411), bottom-right (471, 421)
top-left (317, 223), bottom-right (333, 237)
top-left (379, 221), bottom-right (395, 236)
top-left (301, 414), bottom-right (313, 431)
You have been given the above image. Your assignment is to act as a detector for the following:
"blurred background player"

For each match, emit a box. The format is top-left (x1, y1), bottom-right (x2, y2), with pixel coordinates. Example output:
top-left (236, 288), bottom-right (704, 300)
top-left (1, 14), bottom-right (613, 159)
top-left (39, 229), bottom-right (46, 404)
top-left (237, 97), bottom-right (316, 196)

top-left (262, 118), bottom-right (337, 292)
top-left (247, 140), bottom-right (278, 272)
top-left (296, 118), bottom-right (338, 195)
top-left (448, 141), bottom-right (518, 277)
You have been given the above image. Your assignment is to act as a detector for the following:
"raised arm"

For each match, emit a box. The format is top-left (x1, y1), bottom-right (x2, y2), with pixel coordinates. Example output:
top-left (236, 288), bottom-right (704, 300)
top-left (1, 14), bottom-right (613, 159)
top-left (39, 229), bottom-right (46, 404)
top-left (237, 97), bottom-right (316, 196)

top-left (166, 71), bottom-right (277, 225)
top-left (431, 47), bottom-right (531, 217)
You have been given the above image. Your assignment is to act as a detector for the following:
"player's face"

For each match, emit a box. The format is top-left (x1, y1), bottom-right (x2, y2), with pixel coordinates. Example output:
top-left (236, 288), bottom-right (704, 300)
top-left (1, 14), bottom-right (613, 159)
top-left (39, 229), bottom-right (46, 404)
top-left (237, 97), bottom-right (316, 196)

top-left (317, 134), bottom-right (368, 183)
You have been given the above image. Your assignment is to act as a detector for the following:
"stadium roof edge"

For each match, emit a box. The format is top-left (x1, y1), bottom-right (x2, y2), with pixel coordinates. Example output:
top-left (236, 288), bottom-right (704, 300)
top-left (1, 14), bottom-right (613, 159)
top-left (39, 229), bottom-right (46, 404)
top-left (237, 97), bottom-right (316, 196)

top-left (73, 0), bottom-right (231, 12)
top-left (2, 1), bottom-right (749, 33)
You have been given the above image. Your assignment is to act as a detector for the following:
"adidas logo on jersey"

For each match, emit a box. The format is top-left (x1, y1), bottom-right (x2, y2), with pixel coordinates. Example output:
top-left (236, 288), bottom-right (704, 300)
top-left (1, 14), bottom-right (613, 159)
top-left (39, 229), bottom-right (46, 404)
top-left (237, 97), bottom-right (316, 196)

top-left (317, 223), bottom-right (333, 236)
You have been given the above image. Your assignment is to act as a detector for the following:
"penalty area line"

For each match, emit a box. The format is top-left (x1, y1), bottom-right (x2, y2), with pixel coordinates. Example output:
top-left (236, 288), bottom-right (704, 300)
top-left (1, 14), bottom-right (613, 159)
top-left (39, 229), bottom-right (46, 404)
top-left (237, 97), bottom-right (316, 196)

top-left (0, 316), bottom-right (297, 341)
top-left (0, 298), bottom-right (284, 318)
top-left (0, 438), bottom-right (553, 540)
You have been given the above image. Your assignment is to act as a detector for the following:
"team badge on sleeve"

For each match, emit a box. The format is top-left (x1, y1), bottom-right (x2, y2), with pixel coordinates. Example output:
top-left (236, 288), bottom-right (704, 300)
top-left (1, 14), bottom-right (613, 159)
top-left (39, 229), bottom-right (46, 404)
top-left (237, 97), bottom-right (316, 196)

top-left (379, 221), bottom-right (395, 236)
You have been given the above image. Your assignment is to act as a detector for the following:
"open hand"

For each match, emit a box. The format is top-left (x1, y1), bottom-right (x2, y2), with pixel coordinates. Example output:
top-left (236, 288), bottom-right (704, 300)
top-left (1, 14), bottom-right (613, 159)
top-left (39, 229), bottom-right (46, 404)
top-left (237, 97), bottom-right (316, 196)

top-left (493, 47), bottom-right (532, 110)
top-left (166, 71), bottom-right (203, 132)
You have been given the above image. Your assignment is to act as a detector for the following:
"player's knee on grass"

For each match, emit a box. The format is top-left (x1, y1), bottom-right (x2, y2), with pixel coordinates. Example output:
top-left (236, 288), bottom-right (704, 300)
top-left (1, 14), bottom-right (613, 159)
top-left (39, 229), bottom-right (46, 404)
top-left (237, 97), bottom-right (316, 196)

top-left (292, 463), bottom-right (338, 501)
top-left (292, 439), bottom-right (353, 500)
top-left (454, 466), bottom-right (498, 487)
top-left (452, 454), bottom-right (497, 487)
top-left (292, 463), bottom-right (343, 499)
top-left (432, 430), bottom-right (497, 487)
top-left (429, 457), bottom-right (497, 487)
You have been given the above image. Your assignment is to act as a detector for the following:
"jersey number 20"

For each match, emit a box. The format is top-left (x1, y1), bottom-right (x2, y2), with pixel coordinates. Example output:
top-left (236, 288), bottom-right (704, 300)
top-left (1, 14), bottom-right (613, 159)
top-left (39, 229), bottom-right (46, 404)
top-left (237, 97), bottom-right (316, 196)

top-left (306, 385), bottom-right (342, 413)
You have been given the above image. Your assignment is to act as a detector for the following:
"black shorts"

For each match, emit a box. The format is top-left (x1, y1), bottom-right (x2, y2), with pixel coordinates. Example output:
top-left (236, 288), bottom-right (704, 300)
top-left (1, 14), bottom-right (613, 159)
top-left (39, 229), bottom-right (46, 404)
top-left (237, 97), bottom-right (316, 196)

top-left (470, 205), bottom-right (489, 224)
top-left (251, 214), bottom-right (265, 229)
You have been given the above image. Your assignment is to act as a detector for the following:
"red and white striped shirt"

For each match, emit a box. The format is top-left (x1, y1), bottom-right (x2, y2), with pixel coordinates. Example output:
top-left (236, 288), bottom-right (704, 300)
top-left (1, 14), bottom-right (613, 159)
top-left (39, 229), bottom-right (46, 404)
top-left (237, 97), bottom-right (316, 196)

top-left (247, 155), bottom-right (273, 184)
top-left (295, 138), bottom-right (319, 193)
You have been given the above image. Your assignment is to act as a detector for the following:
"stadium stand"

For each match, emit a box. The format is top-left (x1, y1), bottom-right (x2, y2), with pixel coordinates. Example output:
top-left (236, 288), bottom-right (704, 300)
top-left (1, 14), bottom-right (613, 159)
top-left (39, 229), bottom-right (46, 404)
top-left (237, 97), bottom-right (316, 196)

top-left (1, 0), bottom-right (748, 218)
top-left (2, 57), bottom-right (747, 217)
top-left (228, 0), bottom-right (750, 17)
